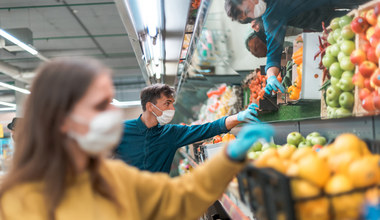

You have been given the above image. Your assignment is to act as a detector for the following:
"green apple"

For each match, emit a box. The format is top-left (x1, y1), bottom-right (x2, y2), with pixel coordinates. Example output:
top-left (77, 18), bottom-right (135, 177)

top-left (339, 76), bottom-right (354, 92)
top-left (341, 25), bottom-right (355, 40)
top-left (330, 17), bottom-right (340, 30)
top-left (341, 71), bottom-right (354, 79)
top-left (330, 44), bottom-right (341, 57)
top-left (329, 62), bottom-right (343, 78)
top-left (327, 106), bottom-right (337, 118)
top-left (298, 141), bottom-right (312, 148)
top-left (287, 132), bottom-right (304, 146)
top-left (326, 85), bottom-right (342, 100)
top-left (326, 96), bottom-right (340, 107)
top-left (339, 15), bottom-right (352, 28)
top-left (306, 132), bottom-right (321, 142)
top-left (340, 40), bottom-right (355, 56)
top-left (322, 54), bottom-right (337, 68)
top-left (247, 151), bottom-right (256, 160)
top-left (333, 28), bottom-right (342, 41)
top-left (262, 143), bottom-right (276, 151)
top-left (335, 107), bottom-right (352, 118)
top-left (311, 136), bottom-right (327, 146)
top-left (327, 34), bottom-right (336, 44)
top-left (255, 151), bottom-right (262, 158)
top-left (276, 145), bottom-right (282, 148)
top-left (326, 46), bottom-right (333, 56)
top-left (331, 77), bottom-right (340, 86)
top-left (339, 92), bottom-right (354, 109)
top-left (337, 51), bottom-right (347, 63)
top-left (340, 56), bottom-right (355, 71)
top-left (251, 141), bottom-right (263, 152)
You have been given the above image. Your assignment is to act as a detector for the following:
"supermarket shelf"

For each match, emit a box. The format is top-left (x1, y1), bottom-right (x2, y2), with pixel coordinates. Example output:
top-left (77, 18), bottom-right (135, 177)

top-left (178, 148), bottom-right (199, 168)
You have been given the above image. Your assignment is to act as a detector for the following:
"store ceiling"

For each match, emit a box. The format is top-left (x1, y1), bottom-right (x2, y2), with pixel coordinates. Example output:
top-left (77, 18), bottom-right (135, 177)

top-left (0, 0), bottom-right (147, 106)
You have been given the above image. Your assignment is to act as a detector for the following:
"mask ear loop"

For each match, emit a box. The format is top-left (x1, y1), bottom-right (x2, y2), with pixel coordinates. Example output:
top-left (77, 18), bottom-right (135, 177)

top-left (151, 103), bottom-right (163, 117)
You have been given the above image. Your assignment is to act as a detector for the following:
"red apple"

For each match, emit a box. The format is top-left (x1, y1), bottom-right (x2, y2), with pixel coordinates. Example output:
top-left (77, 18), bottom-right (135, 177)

top-left (373, 93), bottom-right (380, 109)
top-left (362, 94), bottom-right (376, 112)
top-left (370, 35), bottom-right (380, 47)
top-left (351, 49), bottom-right (367, 65)
top-left (367, 27), bottom-right (375, 40)
top-left (351, 17), bottom-right (370, 33)
top-left (370, 69), bottom-right (380, 87)
top-left (376, 43), bottom-right (380, 58)
top-left (366, 9), bottom-right (377, 26)
top-left (359, 61), bottom-right (377, 77)
top-left (362, 40), bottom-right (371, 51)
top-left (353, 73), bottom-right (365, 88)
top-left (374, 25), bottom-right (380, 38)
top-left (365, 78), bottom-right (375, 91)
top-left (360, 88), bottom-right (372, 100)
top-left (367, 47), bottom-right (379, 64)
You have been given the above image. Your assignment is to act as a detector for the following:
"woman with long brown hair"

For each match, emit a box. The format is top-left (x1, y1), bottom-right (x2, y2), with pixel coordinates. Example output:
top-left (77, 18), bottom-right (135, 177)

top-left (0, 57), bottom-right (273, 220)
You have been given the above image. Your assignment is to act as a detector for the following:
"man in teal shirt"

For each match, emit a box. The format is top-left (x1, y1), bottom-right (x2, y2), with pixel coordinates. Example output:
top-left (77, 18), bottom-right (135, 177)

top-left (115, 84), bottom-right (259, 173)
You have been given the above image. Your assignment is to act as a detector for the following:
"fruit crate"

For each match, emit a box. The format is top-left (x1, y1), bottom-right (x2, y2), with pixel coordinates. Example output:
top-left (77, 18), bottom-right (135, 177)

top-left (237, 163), bottom-right (379, 220)
top-left (353, 1), bottom-right (380, 116)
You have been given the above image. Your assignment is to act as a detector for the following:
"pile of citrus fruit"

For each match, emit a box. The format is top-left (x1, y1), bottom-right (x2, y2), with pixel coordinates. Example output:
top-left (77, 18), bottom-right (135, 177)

top-left (251, 133), bottom-right (379, 220)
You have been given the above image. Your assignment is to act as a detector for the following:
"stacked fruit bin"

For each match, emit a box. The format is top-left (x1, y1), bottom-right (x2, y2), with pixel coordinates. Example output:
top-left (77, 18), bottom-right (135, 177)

top-left (351, 1), bottom-right (380, 115)
top-left (238, 132), bottom-right (380, 220)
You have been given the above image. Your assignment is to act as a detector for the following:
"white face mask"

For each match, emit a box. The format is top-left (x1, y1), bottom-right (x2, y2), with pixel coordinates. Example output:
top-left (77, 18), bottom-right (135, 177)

top-left (151, 104), bottom-right (175, 125)
top-left (68, 110), bottom-right (123, 156)
top-left (253, 0), bottom-right (267, 18)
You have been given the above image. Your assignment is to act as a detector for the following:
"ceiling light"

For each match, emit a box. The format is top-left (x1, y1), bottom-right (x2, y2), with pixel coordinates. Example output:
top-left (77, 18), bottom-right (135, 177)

top-left (0, 82), bottom-right (30, 94)
top-left (112, 100), bottom-right (141, 107)
top-left (0, 107), bottom-right (16, 111)
top-left (0, 29), bottom-right (38, 55)
top-left (0, 101), bottom-right (16, 107)
top-left (138, 0), bottom-right (159, 37)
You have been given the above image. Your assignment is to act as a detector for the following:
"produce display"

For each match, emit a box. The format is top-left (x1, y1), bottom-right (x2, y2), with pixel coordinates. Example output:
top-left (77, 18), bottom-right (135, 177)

top-left (351, 4), bottom-right (380, 113)
top-left (321, 15), bottom-right (356, 118)
top-left (198, 84), bottom-right (243, 122)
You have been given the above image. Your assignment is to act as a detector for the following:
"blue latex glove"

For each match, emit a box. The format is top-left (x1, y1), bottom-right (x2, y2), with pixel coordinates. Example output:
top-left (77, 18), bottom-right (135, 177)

top-left (227, 123), bottom-right (274, 161)
top-left (237, 103), bottom-right (260, 122)
top-left (265, 75), bottom-right (285, 95)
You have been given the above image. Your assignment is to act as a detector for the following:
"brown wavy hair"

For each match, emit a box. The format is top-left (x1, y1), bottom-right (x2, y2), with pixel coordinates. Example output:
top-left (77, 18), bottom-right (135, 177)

top-left (0, 58), bottom-right (119, 219)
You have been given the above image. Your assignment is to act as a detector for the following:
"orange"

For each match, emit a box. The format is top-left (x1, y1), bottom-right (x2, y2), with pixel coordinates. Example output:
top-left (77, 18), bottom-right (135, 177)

top-left (317, 146), bottom-right (333, 161)
top-left (266, 157), bottom-right (286, 173)
top-left (298, 155), bottom-right (330, 187)
top-left (333, 133), bottom-right (362, 155)
top-left (291, 147), bottom-right (315, 162)
top-left (361, 141), bottom-right (372, 155)
top-left (331, 192), bottom-right (364, 219)
top-left (324, 174), bottom-right (353, 195)
top-left (278, 144), bottom-right (296, 159)
top-left (348, 156), bottom-right (378, 188)
top-left (254, 148), bottom-right (278, 167)
top-left (327, 151), bottom-right (361, 174)
top-left (291, 179), bottom-right (321, 199)
top-left (295, 198), bottom-right (329, 220)
top-left (286, 163), bottom-right (299, 177)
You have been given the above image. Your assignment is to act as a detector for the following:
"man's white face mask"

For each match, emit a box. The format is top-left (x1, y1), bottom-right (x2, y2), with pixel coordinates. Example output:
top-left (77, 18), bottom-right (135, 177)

top-left (241, 0), bottom-right (267, 19)
top-left (253, 0), bottom-right (267, 18)
top-left (151, 104), bottom-right (175, 125)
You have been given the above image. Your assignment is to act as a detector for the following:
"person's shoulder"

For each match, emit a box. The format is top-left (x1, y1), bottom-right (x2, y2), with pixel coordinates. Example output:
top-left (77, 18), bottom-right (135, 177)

top-left (1, 181), bottom-right (44, 210)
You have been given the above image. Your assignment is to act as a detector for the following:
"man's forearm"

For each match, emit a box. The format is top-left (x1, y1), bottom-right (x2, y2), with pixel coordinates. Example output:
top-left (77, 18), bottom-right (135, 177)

top-left (266, 66), bottom-right (280, 77)
top-left (225, 115), bottom-right (241, 130)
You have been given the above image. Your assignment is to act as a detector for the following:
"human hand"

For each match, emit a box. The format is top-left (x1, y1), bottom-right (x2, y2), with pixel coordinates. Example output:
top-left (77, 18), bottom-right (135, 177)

top-left (265, 75), bottom-right (285, 95)
top-left (237, 103), bottom-right (259, 123)
top-left (226, 123), bottom-right (274, 161)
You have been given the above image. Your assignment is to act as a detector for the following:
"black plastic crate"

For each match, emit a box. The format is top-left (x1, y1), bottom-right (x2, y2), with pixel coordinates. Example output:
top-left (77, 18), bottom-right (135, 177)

top-left (237, 164), bottom-right (295, 220)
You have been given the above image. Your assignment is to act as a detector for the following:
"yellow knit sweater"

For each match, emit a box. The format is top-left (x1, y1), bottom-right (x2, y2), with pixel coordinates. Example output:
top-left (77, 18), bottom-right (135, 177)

top-left (1, 150), bottom-right (244, 220)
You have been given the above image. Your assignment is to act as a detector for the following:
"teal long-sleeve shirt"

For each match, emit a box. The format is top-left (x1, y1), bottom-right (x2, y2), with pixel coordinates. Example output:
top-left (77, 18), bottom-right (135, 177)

top-left (115, 115), bottom-right (229, 173)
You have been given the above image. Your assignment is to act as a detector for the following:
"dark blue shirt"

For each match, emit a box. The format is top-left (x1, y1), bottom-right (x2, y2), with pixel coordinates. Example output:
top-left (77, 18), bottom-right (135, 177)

top-left (263, 0), bottom-right (368, 72)
top-left (115, 115), bottom-right (229, 173)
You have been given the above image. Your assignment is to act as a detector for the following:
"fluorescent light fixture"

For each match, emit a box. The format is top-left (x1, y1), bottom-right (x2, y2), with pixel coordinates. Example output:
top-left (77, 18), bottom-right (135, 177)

top-left (139, 0), bottom-right (159, 37)
top-left (0, 82), bottom-right (31, 94)
top-left (0, 107), bottom-right (16, 111)
top-left (0, 101), bottom-right (16, 107)
top-left (0, 29), bottom-right (38, 55)
top-left (112, 100), bottom-right (141, 107)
